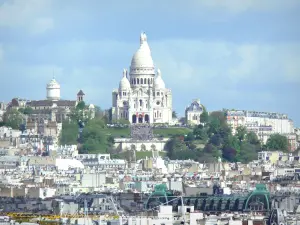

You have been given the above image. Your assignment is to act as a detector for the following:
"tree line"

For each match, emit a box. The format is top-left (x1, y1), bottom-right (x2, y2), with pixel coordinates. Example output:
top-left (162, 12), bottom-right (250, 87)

top-left (165, 110), bottom-right (290, 163)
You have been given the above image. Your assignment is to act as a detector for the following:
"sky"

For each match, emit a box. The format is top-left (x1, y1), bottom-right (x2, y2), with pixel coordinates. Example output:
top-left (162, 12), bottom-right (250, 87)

top-left (0, 0), bottom-right (299, 125)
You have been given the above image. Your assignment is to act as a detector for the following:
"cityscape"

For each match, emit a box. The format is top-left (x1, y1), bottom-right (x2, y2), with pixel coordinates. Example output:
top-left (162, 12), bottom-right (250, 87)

top-left (0, 1), bottom-right (300, 225)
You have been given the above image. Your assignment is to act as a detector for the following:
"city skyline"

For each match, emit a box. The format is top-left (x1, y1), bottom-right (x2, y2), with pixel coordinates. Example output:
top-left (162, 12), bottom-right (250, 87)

top-left (0, 0), bottom-right (299, 125)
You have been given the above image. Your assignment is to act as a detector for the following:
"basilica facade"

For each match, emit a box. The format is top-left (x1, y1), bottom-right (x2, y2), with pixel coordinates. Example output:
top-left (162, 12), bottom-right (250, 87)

top-left (112, 33), bottom-right (172, 124)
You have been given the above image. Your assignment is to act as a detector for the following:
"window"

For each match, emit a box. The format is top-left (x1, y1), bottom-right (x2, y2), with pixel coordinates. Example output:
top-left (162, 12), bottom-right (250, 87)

top-left (139, 100), bottom-right (143, 107)
top-left (144, 78), bottom-right (147, 84)
top-left (141, 79), bottom-right (143, 84)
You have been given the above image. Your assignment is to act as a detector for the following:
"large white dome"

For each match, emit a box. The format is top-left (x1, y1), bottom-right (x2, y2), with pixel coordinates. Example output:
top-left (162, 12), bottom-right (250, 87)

top-left (119, 69), bottom-right (131, 90)
top-left (47, 78), bottom-right (60, 101)
top-left (130, 33), bottom-right (154, 70)
top-left (47, 78), bottom-right (60, 88)
top-left (154, 69), bottom-right (165, 89)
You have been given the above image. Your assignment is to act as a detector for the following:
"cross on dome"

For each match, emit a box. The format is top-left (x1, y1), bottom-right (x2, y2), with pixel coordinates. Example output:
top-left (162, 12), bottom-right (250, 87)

top-left (140, 32), bottom-right (147, 45)
top-left (157, 69), bottom-right (161, 77)
top-left (123, 69), bottom-right (127, 77)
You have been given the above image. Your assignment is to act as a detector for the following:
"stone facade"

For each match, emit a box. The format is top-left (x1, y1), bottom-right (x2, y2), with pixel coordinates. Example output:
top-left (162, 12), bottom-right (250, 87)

top-left (112, 33), bottom-right (172, 124)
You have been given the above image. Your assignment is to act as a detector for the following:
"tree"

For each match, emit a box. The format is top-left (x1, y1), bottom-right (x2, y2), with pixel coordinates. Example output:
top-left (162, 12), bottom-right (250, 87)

top-left (165, 137), bottom-right (191, 160)
top-left (23, 107), bottom-right (33, 115)
top-left (172, 111), bottom-right (177, 118)
top-left (222, 146), bottom-right (237, 162)
top-left (2, 109), bottom-right (24, 129)
top-left (185, 132), bottom-right (195, 141)
top-left (266, 133), bottom-right (289, 152)
top-left (235, 126), bottom-right (247, 142)
top-left (76, 101), bottom-right (86, 110)
top-left (193, 125), bottom-right (208, 141)
top-left (80, 118), bottom-right (108, 153)
top-left (238, 142), bottom-right (258, 163)
top-left (59, 121), bottom-right (78, 145)
top-left (246, 132), bottom-right (261, 145)
top-left (200, 105), bottom-right (209, 123)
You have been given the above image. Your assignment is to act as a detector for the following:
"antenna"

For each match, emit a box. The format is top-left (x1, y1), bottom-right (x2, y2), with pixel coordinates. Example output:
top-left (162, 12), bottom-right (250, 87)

top-left (52, 68), bottom-right (55, 79)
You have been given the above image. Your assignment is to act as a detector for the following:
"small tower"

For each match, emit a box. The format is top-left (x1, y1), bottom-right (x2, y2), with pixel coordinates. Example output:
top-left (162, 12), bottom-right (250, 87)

top-left (77, 90), bottom-right (85, 102)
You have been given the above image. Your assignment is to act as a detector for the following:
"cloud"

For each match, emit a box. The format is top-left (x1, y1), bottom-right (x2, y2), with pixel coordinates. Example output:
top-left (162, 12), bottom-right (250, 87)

top-left (0, 0), bottom-right (54, 34)
top-left (2, 37), bottom-right (300, 97)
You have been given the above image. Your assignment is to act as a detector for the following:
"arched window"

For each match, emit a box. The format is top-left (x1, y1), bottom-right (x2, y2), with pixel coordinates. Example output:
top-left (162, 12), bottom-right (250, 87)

top-left (148, 78), bottom-right (150, 84)
top-left (134, 78), bottom-right (136, 84)
top-left (144, 78), bottom-right (147, 84)
top-left (139, 99), bottom-right (143, 107)
top-left (137, 78), bottom-right (139, 84)
top-left (154, 112), bottom-right (156, 118)
top-left (141, 79), bottom-right (143, 84)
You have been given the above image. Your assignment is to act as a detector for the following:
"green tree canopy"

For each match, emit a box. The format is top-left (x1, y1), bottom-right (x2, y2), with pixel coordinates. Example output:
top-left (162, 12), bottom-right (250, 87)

top-left (76, 101), bottom-right (86, 110)
top-left (59, 121), bottom-right (78, 145)
top-left (2, 109), bottom-right (24, 129)
top-left (246, 131), bottom-right (261, 146)
top-left (23, 107), bottom-right (33, 115)
top-left (266, 133), bottom-right (289, 152)
top-left (172, 111), bottom-right (177, 118)
top-left (235, 126), bottom-right (247, 142)
top-left (200, 105), bottom-right (209, 123)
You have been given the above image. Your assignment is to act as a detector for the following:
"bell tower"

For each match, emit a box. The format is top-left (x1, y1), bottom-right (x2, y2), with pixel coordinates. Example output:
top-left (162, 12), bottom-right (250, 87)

top-left (77, 90), bottom-right (85, 102)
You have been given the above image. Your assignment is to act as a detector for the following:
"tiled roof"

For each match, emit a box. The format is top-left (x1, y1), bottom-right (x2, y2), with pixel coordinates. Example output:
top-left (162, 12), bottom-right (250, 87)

top-left (186, 101), bottom-right (203, 112)
top-left (27, 100), bottom-right (53, 107)
top-left (27, 100), bottom-right (76, 107)
top-left (56, 100), bottom-right (76, 107)
top-left (77, 90), bottom-right (85, 96)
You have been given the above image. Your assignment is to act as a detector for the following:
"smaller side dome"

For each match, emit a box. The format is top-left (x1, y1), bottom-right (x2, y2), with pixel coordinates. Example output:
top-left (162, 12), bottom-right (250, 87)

top-left (154, 69), bottom-right (165, 89)
top-left (119, 69), bottom-right (131, 90)
top-left (89, 104), bottom-right (95, 109)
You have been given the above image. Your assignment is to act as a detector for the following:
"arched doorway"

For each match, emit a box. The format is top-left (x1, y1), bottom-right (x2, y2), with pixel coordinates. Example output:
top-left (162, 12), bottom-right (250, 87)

top-left (145, 114), bottom-right (149, 123)
top-left (138, 114), bottom-right (143, 123)
top-left (132, 115), bottom-right (137, 123)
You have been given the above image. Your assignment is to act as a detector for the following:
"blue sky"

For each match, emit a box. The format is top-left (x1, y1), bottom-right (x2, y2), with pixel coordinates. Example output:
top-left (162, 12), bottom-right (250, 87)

top-left (0, 0), bottom-right (299, 125)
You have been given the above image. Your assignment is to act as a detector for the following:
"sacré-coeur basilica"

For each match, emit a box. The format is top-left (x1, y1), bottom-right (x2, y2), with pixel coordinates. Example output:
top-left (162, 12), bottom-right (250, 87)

top-left (112, 32), bottom-right (172, 124)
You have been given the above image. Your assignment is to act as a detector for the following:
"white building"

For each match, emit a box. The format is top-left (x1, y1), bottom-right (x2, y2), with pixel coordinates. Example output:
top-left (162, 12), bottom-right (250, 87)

top-left (226, 110), bottom-right (294, 146)
top-left (112, 32), bottom-right (172, 124)
top-left (185, 99), bottom-right (203, 125)
top-left (46, 78), bottom-right (61, 101)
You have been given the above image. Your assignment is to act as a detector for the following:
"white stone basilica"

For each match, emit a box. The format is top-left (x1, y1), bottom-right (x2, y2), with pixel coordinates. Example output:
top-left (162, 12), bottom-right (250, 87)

top-left (112, 33), bottom-right (172, 124)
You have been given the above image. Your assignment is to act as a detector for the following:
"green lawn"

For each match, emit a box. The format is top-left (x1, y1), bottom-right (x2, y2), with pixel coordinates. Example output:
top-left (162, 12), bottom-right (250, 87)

top-left (105, 127), bottom-right (192, 138)
top-left (154, 127), bottom-right (192, 137)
